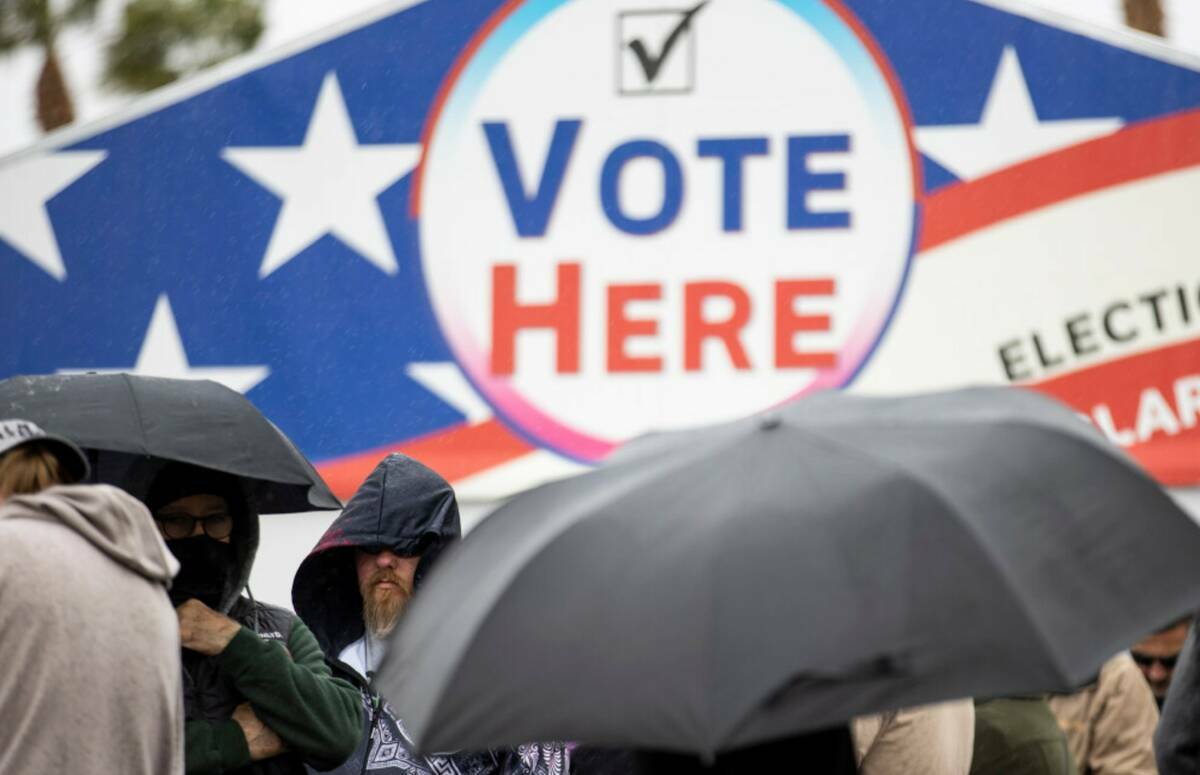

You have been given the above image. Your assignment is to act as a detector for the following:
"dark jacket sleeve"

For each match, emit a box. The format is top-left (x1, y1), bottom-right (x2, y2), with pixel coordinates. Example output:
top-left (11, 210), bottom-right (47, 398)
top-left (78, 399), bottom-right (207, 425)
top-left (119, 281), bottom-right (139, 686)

top-left (1156, 616), bottom-right (1200, 775)
top-left (183, 719), bottom-right (252, 774)
top-left (215, 617), bottom-right (363, 770)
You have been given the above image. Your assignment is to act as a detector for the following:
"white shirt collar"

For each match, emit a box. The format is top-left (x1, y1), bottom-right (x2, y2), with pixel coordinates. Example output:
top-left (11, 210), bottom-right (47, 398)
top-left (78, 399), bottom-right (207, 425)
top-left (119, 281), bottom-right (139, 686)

top-left (338, 632), bottom-right (386, 678)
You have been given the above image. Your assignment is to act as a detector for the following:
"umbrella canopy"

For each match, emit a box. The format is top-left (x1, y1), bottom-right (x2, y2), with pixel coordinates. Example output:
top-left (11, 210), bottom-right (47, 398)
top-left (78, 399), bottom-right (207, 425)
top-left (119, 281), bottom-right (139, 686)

top-left (0, 373), bottom-right (339, 512)
top-left (378, 387), bottom-right (1200, 758)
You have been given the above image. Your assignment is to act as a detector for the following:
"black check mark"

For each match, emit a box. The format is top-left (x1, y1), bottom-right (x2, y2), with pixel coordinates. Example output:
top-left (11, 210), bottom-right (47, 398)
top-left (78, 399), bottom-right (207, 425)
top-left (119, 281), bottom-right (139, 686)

top-left (627, 1), bottom-right (709, 84)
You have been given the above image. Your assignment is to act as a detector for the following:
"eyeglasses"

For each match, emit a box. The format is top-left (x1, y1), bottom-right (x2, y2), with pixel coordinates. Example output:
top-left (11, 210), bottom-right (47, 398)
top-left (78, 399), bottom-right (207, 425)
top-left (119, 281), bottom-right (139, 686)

top-left (156, 511), bottom-right (234, 540)
top-left (1131, 651), bottom-right (1179, 670)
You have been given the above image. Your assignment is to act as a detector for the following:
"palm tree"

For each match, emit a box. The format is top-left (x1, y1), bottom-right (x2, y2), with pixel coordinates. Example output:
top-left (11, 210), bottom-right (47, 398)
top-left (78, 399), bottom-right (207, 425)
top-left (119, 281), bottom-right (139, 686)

top-left (1124, 0), bottom-right (1166, 37)
top-left (0, 0), bottom-right (101, 131)
top-left (105, 0), bottom-right (264, 93)
top-left (0, 0), bottom-right (262, 135)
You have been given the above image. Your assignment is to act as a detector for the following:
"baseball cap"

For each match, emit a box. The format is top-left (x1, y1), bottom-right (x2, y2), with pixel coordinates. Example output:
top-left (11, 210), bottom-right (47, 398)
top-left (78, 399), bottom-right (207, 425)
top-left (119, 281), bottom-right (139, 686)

top-left (0, 419), bottom-right (91, 483)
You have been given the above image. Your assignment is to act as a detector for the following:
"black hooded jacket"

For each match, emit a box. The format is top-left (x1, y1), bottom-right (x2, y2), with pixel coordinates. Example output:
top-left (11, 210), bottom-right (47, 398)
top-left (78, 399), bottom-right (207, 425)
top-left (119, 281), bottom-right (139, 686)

top-left (291, 454), bottom-right (567, 775)
top-left (148, 464), bottom-right (362, 775)
top-left (293, 453), bottom-right (461, 659)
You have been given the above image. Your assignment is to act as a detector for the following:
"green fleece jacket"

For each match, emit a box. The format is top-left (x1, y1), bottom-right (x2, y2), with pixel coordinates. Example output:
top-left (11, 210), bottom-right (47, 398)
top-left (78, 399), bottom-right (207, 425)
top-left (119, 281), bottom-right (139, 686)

top-left (184, 619), bottom-right (362, 774)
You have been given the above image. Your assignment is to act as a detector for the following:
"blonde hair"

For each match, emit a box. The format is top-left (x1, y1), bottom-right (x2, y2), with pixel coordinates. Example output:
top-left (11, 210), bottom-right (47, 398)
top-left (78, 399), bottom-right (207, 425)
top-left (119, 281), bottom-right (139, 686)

top-left (0, 442), bottom-right (68, 499)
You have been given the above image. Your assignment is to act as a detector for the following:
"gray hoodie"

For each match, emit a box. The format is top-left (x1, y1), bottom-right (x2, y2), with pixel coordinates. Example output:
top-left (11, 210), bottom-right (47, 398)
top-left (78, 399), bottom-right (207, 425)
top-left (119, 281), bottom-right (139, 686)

top-left (0, 484), bottom-right (184, 775)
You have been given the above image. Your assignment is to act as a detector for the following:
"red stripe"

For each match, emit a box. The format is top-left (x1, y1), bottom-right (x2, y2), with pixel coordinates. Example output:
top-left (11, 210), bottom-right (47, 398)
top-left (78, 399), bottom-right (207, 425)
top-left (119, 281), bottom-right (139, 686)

top-left (317, 341), bottom-right (1200, 497)
top-left (408, 0), bottom-right (526, 218)
top-left (824, 0), bottom-right (924, 201)
top-left (1030, 337), bottom-right (1200, 487)
top-left (920, 108), bottom-right (1200, 253)
top-left (317, 418), bottom-right (533, 500)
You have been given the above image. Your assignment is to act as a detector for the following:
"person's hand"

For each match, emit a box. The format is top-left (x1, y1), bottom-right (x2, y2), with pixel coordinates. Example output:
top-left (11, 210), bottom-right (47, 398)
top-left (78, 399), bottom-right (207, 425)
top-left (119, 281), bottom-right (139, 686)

top-left (232, 703), bottom-right (288, 761)
top-left (176, 599), bottom-right (241, 655)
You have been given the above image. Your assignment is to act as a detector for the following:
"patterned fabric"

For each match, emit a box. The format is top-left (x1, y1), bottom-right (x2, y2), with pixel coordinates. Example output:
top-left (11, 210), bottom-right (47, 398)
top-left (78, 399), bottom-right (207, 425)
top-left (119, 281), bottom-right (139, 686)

top-left (311, 688), bottom-right (568, 775)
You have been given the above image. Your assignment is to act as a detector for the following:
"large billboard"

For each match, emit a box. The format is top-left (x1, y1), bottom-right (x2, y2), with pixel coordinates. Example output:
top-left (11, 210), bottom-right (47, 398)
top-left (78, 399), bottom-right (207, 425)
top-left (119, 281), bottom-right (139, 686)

top-left (2, 0), bottom-right (1198, 501)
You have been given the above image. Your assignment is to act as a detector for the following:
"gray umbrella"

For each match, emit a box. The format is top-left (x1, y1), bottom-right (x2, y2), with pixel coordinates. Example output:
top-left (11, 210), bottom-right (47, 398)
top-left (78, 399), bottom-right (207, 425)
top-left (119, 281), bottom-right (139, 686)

top-left (377, 387), bottom-right (1200, 758)
top-left (0, 373), bottom-right (339, 512)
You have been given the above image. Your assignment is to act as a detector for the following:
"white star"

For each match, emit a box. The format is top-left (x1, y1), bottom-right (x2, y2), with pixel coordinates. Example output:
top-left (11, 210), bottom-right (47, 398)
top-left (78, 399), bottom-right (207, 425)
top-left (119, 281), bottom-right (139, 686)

top-left (915, 47), bottom-right (1123, 180)
top-left (406, 362), bottom-right (493, 423)
top-left (60, 295), bottom-right (269, 394)
top-left (0, 150), bottom-right (106, 280)
top-left (222, 72), bottom-right (421, 278)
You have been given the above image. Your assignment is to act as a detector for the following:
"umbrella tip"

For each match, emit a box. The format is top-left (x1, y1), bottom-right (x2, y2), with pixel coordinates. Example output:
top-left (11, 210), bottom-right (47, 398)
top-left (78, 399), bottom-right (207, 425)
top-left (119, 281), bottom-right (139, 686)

top-left (759, 415), bottom-right (782, 431)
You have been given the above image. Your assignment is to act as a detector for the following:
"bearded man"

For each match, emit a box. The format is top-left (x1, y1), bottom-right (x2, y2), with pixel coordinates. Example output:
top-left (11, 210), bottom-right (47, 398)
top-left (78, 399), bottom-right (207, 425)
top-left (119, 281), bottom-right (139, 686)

top-left (292, 454), bottom-right (569, 775)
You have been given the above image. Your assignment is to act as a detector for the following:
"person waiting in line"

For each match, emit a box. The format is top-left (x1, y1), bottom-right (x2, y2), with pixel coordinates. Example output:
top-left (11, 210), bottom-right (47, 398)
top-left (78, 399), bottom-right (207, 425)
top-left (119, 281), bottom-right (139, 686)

top-left (853, 700), bottom-right (975, 775)
top-left (1048, 652), bottom-right (1158, 775)
top-left (970, 696), bottom-right (1075, 775)
top-left (0, 419), bottom-right (184, 774)
top-left (292, 453), bottom-right (568, 774)
top-left (145, 461), bottom-right (361, 774)
top-left (1132, 617), bottom-right (1190, 708)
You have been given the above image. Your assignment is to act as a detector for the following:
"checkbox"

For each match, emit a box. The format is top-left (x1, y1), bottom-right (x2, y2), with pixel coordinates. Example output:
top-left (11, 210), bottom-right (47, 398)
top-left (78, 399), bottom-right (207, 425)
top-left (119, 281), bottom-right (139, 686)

top-left (617, 3), bottom-right (707, 96)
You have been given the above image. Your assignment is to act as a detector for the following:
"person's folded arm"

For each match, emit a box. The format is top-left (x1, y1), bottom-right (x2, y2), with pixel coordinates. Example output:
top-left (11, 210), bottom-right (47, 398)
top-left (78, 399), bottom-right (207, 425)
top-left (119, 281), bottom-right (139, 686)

top-left (183, 718), bottom-right (252, 775)
top-left (215, 619), bottom-right (362, 770)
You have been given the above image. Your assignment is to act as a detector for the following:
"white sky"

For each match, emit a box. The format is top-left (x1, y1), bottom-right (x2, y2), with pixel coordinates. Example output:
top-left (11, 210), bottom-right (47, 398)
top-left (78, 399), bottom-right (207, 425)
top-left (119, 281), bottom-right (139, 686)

top-left (1, 0), bottom-right (1199, 157)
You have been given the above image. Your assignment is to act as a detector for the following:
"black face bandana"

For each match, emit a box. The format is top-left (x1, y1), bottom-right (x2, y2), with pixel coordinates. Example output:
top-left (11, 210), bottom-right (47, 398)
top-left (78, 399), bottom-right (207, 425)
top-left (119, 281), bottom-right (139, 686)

top-left (166, 537), bottom-right (238, 609)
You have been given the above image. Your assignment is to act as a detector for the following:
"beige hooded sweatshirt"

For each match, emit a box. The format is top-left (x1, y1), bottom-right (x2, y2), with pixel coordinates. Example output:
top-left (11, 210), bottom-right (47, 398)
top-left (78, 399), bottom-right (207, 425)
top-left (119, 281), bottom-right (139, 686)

top-left (1048, 652), bottom-right (1159, 775)
top-left (853, 699), bottom-right (976, 775)
top-left (0, 484), bottom-right (184, 775)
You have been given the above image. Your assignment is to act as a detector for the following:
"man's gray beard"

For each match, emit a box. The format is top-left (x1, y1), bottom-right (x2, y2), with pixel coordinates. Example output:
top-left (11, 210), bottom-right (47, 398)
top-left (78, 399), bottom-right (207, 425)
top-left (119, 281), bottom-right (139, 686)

top-left (363, 586), bottom-right (408, 638)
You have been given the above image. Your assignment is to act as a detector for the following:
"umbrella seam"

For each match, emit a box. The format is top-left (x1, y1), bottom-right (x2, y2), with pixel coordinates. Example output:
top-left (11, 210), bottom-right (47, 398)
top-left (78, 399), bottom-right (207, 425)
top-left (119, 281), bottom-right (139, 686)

top-left (121, 373), bottom-right (151, 453)
top-left (711, 431), bottom-right (1074, 751)
top-left (703, 450), bottom-right (720, 763)
top-left (776, 422), bottom-right (1078, 686)
top-left (404, 427), bottom-right (761, 753)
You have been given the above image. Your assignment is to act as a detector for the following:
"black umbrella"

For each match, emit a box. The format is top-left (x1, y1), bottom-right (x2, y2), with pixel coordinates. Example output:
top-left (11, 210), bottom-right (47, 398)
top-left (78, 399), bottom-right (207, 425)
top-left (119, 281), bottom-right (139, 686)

top-left (0, 373), bottom-right (339, 512)
top-left (377, 387), bottom-right (1200, 758)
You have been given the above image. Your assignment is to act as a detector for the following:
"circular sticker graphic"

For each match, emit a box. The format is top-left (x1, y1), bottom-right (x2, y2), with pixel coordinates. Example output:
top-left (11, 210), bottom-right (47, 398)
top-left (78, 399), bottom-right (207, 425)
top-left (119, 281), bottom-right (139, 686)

top-left (417, 0), bottom-right (919, 461)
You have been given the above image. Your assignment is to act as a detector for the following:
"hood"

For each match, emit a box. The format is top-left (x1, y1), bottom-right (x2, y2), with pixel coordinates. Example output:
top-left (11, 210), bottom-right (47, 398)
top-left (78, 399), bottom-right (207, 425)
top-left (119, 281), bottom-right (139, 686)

top-left (145, 462), bottom-right (260, 614)
top-left (0, 483), bottom-right (178, 586)
top-left (292, 453), bottom-right (460, 657)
